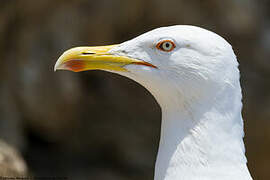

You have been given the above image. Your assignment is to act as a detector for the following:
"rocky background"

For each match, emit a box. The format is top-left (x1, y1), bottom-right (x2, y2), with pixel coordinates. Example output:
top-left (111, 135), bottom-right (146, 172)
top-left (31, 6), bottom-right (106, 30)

top-left (0, 0), bottom-right (269, 179)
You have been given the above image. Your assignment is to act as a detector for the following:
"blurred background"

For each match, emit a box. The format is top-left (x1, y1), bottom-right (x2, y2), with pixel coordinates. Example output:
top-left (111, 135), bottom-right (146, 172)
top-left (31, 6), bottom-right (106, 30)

top-left (0, 0), bottom-right (269, 179)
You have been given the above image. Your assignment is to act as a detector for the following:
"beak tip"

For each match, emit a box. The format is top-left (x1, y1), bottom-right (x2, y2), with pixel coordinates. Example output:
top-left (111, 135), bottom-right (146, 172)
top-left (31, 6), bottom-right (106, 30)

top-left (54, 62), bottom-right (59, 72)
top-left (54, 58), bottom-right (63, 72)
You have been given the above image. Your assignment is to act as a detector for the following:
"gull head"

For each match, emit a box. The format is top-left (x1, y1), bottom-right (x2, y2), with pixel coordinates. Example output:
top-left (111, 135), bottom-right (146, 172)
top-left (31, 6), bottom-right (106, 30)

top-left (55, 25), bottom-right (239, 106)
top-left (54, 25), bottom-right (252, 180)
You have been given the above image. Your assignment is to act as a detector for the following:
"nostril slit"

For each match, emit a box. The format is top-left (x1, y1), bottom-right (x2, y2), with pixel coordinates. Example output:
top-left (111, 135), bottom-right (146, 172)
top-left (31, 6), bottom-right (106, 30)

top-left (82, 52), bottom-right (95, 55)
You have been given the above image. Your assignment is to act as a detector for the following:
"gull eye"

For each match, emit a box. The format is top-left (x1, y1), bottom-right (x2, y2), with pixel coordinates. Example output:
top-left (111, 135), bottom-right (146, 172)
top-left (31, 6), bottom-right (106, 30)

top-left (156, 40), bottom-right (175, 52)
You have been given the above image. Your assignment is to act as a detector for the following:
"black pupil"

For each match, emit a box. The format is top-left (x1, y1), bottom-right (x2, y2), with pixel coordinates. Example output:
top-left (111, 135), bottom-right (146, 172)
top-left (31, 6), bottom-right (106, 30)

top-left (165, 43), bottom-right (170, 48)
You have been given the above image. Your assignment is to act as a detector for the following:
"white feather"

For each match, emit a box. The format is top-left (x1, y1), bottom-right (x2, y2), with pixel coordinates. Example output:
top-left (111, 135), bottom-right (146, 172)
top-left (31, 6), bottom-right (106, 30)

top-left (110, 25), bottom-right (253, 180)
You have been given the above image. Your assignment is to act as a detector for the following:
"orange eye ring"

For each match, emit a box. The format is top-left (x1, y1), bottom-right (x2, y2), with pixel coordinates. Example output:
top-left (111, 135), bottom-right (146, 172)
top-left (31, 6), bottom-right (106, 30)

top-left (156, 40), bottom-right (176, 52)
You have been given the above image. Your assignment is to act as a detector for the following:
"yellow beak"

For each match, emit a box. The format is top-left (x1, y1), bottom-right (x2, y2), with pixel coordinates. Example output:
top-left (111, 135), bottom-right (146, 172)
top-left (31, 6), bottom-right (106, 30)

top-left (54, 45), bottom-right (156, 72)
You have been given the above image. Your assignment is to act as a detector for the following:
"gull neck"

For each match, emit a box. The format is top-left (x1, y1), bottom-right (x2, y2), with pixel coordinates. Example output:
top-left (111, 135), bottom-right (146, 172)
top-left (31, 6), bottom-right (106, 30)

top-left (152, 82), bottom-right (252, 180)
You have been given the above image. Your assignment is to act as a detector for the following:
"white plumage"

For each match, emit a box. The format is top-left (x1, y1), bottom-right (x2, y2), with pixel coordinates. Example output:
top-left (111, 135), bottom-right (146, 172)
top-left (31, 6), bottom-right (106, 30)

top-left (55, 25), bottom-right (253, 180)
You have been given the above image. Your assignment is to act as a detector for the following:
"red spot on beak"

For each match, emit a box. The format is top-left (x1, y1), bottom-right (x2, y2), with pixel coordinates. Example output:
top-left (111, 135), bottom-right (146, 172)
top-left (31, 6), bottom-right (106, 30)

top-left (63, 60), bottom-right (85, 72)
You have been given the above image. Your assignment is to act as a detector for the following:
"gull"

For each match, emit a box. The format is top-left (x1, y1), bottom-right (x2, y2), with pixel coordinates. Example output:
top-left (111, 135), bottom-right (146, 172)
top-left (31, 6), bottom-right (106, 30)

top-left (54, 25), bottom-right (253, 180)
